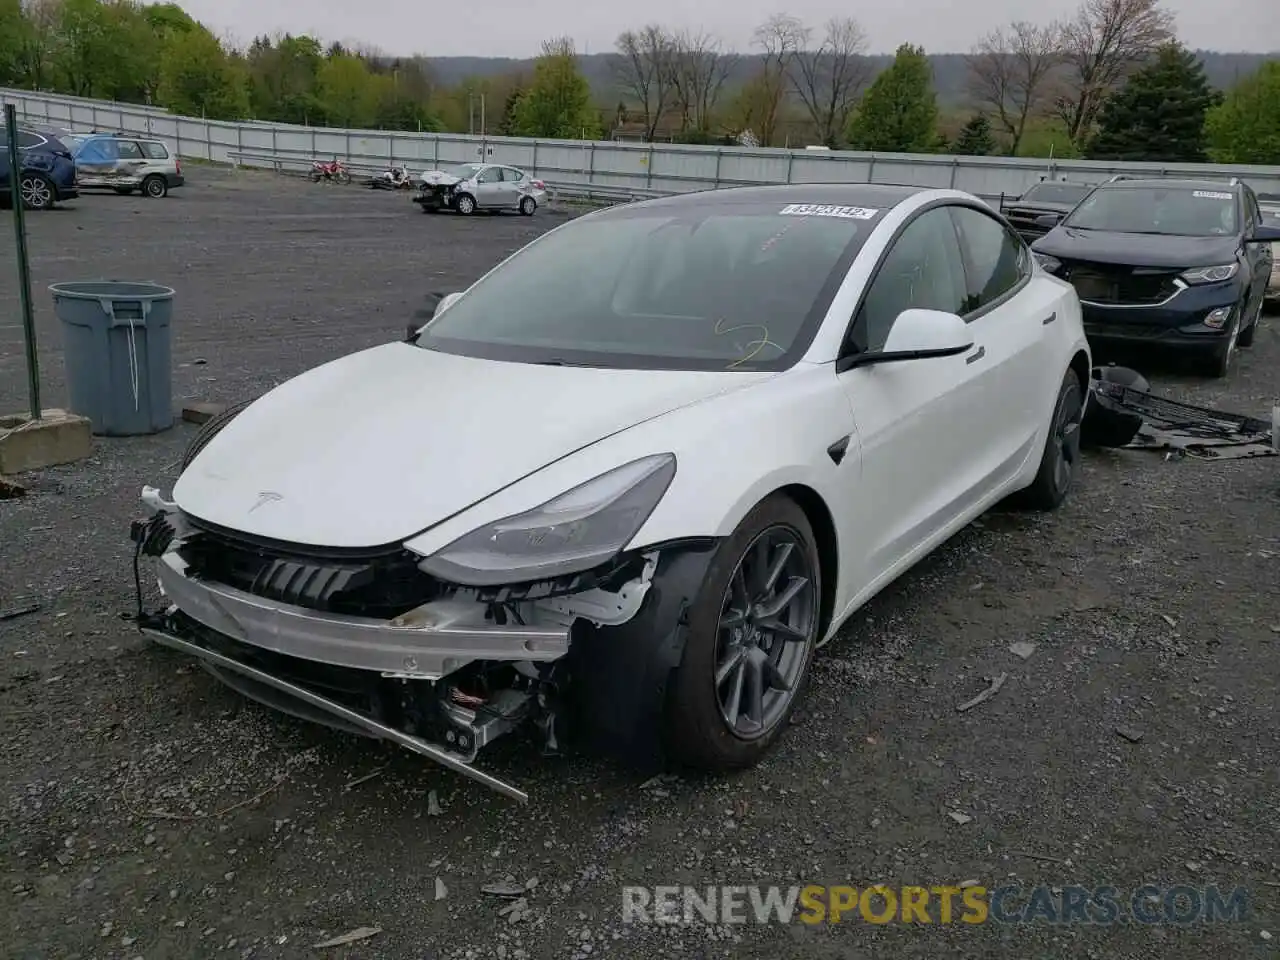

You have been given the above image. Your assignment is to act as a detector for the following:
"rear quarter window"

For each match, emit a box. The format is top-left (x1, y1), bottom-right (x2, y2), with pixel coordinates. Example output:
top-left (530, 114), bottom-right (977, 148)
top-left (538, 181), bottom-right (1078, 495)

top-left (140, 141), bottom-right (169, 160)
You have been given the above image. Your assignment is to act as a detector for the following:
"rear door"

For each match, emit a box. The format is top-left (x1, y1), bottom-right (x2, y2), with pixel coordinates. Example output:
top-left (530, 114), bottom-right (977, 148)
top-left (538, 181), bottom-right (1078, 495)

top-left (948, 204), bottom-right (1052, 490)
top-left (113, 138), bottom-right (148, 185)
top-left (835, 203), bottom-right (990, 592)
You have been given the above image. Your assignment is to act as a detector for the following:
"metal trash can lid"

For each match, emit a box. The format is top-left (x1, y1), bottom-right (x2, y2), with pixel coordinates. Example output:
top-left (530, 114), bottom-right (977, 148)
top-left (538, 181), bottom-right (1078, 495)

top-left (49, 281), bottom-right (175, 300)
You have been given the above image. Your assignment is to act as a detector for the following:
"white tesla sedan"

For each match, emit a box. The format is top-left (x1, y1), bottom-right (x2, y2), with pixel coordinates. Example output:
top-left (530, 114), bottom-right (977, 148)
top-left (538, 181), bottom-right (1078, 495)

top-left (131, 183), bottom-right (1090, 802)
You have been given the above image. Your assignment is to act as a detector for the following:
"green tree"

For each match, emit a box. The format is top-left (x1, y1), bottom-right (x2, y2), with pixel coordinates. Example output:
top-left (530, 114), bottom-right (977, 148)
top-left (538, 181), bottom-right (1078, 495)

top-left (246, 34), bottom-right (325, 124)
top-left (1205, 61), bottom-right (1280, 164)
top-left (846, 44), bottom-right (938, 153)
top-left (155, 24), bottom-right (247, 119)
top-left (1085, 42), bottom-right (1220, 162)
top-left (513, 37), bottom-right (599, 139)
top-left (317, 52), bottom-right (377, 127)
top-left (0, 0), bottom-right (28, 86)
top-left (953, 114), bottom-right (997, 155)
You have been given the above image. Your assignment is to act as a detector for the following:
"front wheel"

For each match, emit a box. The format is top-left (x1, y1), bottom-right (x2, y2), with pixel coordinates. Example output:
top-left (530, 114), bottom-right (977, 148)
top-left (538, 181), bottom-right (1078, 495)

top-left (663, 494), bottom-right (821, 771)
top-left (1206, 310), bottom-right (1240, 378)
top-left (20, 174), bottom-right (55, 210)
top-left (335, 171), bottom-right (351, 185)
top-left (454, 193), bottom-right (477, 215)
top-left (1009, 367), bottom-right (1084, 511)
top-left (1237, 290), bottom-right (1260, 347)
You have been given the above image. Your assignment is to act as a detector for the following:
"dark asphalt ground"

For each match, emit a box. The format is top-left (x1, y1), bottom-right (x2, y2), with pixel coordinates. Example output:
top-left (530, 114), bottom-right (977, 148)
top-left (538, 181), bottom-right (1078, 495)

top-left (1, 167), bottom-right (1278, 959)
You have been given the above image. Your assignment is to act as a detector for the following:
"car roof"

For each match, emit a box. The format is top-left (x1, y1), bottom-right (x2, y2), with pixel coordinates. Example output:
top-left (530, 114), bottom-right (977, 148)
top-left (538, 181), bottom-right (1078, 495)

top-left (1095, 178), bottom-right (1240, 194)
top-left (617, 182), bottom-right (931, 213)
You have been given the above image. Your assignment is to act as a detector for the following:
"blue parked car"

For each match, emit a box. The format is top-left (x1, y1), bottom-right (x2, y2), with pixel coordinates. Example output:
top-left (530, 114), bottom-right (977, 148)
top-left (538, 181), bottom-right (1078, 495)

top-left (0, 125), bottom-right (79, 211)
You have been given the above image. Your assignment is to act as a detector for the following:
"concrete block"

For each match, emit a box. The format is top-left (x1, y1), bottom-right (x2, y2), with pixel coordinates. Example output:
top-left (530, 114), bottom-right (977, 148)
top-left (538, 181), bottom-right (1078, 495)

top-left (182, 402), bottom-right (225, 425)
top-left (0, 408), bottom-right (93, 475)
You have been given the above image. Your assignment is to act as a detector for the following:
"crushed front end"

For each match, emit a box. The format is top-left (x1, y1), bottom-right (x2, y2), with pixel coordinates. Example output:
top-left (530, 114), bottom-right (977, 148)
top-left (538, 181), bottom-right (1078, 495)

top-left (128, 487), bottom-right (663, 802)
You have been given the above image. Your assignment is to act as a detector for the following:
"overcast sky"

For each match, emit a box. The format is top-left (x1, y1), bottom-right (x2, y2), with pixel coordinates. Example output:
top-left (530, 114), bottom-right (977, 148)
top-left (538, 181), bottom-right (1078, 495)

top-left (169, 0), bottom-right (1278, 57)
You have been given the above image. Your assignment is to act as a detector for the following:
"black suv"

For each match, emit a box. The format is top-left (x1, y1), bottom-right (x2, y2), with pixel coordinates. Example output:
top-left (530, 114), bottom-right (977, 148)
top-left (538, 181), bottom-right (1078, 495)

top-left (1030, 177), bottom-right (1279, 377)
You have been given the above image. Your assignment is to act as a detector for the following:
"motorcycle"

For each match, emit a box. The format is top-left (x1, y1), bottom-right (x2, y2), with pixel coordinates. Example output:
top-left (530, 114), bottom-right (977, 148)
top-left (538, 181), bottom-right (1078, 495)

top-left (368, 164), bottom-right (415, 190)
top-left (310, 158), bottom-right (352, 184)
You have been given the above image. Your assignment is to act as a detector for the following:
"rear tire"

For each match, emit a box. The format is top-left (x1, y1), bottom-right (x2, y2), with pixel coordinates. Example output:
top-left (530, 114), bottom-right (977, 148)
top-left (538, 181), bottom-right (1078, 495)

top-left (142, 175), bottom-right (167, 198)
top-left (519, 196), bottom-right (536, 216)
top-left (663, 494), bottom-right (821, 771)
top-left (1009, 367), bottom-right (1084, 511)
top-left (181, 398), bottom-right (255, 472)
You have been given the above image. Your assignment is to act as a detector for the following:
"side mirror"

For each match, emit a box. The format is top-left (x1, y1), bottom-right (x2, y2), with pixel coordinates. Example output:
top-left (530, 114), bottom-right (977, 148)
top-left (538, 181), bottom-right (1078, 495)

top-left (1035, 213), bottom-right (1063, 229)
top-left (836, 309), bottom-right (975, 372)
top-left (404, 291), bottom-right (462, 341)
top-left (1245, 223), bottom-right (1280, 244)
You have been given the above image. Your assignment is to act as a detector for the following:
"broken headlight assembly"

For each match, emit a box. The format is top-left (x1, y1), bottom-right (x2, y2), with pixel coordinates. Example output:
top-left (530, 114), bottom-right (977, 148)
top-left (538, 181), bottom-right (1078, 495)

top-left (411, 453), bottom-right (677, 587)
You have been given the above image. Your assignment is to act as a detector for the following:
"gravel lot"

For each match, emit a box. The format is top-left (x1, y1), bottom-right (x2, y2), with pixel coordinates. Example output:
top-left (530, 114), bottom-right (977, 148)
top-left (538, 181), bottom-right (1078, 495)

top-left (2, 168), bottom-right (1278, 959)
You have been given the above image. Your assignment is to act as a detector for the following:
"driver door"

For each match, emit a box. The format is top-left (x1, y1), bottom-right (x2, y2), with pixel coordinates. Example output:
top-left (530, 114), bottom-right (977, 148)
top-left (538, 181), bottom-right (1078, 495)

top-left (835, 204), bottom-right (991, 600)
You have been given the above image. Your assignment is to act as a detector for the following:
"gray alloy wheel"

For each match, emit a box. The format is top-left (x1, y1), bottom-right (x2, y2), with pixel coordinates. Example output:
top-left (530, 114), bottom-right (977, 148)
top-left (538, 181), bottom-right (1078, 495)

top-left (455, 193), bottom-right (476, 214)
top-left (20, 174), bottom-right (54, 210)
top-left (713, 526), bottom-right (818, 740)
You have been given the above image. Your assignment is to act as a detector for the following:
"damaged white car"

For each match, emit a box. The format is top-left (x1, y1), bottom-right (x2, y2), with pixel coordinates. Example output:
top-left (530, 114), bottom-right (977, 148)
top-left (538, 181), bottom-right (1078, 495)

top-left (131, 183), bottom-right (1091, 802)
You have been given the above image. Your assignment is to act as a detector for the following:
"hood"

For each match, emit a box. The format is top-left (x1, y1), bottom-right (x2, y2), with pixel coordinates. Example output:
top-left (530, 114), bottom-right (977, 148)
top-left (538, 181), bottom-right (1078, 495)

top-left (1032, 226), bottom-right (1240, 269)
top-left (1005, 200), bottom-right (1077, 215)
top-left (421, 170), bottom-right (463, 186)
top-left (173, 343), bottom-right (774, 548)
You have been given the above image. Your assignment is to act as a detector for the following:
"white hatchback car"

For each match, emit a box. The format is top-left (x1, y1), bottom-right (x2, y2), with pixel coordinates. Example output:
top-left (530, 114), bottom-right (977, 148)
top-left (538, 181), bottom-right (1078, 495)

top-left (131, 184), bottom-right (1089, 802)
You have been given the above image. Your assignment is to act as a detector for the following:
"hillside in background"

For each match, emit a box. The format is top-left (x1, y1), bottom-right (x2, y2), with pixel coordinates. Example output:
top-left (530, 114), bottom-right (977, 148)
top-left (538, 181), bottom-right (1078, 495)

top-left (425, 50), bottom-right (1277, 110)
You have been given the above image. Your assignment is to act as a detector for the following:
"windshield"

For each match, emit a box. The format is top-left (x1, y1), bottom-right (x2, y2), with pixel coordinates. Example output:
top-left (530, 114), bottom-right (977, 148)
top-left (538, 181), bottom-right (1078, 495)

top-left (416, 203), bottom-right (879, 371)
top-left (1064, 186), bottom-right (1239, 236)
top-left (441, 162), bottom-right (482, 179)
top-left (1021, 182), bottom-right (1091, 205)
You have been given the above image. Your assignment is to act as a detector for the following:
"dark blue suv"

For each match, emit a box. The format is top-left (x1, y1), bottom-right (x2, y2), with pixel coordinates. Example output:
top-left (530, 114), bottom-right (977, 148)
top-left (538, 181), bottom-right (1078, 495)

top-left (0, 125), bottom-right (79, 211)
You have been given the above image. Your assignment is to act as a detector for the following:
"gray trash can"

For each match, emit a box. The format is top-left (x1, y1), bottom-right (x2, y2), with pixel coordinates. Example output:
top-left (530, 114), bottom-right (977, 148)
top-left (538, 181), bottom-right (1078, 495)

top-left (50, 281), bottom-right (175, 437)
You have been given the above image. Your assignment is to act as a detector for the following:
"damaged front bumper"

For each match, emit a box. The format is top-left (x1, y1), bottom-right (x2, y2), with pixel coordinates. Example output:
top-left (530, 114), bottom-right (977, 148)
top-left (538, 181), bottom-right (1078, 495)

top-left (129, 487), bottom-right (666, 803)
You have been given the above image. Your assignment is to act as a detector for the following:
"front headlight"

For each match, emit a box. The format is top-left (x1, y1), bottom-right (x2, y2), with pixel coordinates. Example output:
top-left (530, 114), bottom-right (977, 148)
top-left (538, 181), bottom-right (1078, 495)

top-left (1180, 263), bottom-right (1237, 284)
top-left (414, 454), bottom-right (676, 586)
top-left (1033, 252), bottom-right (1062, 274)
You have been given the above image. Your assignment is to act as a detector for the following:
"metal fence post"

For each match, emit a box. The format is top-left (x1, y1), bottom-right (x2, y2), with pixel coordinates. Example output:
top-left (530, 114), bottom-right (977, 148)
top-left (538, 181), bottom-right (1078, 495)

top-left (786, 151), bottom-right (794, 183)
top-left (4, 106), bottom-right (39, 420)
top-left (713, 147), bottom-right (722, 189)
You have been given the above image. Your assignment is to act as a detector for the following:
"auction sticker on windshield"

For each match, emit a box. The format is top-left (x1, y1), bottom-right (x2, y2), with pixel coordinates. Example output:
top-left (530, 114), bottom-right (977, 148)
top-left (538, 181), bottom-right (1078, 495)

top-left (779, 204), bottom-right (879, 219)
top-left (1192, 191), bottom-right (1232, 200)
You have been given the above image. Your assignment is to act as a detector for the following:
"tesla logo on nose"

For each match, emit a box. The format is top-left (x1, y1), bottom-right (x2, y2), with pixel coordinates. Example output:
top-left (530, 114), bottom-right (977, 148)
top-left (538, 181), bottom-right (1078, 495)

top-left (248, 491), bottom-right (283, 513)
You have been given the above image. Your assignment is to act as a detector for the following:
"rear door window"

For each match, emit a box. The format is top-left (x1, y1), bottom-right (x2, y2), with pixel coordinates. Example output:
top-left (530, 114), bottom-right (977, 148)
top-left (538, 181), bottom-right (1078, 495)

top-left (115, 139), bottom-right (143, 160)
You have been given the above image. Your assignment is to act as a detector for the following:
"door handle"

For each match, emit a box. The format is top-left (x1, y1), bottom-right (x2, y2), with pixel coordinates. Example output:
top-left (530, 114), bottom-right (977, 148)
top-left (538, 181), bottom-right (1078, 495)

top-left (965, 345), bottom-right (986, 364)
top-left (1042, 312), bottom-right (1057, 325)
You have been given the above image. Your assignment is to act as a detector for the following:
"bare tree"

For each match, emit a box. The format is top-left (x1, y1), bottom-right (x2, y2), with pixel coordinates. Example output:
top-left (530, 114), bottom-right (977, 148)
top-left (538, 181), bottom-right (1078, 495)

top-left (966, 22), bottom-right (1062, 155)
top-left (750, 13), bottom-right (806, 146)
top-left (789, 16), bottom-right (871, 146)
top-left (19, 0), bottom-right (63, 91)
top-left (612, 25), bottom-right (677, 140)
top-left (668, 29), bottom-right (736, 133)
top-left (1053, 0), bottom-right (1175, 145)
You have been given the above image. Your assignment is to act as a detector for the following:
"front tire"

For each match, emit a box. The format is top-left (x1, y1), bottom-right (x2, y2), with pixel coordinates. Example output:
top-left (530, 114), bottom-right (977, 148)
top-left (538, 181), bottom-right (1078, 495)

top-left (1237, 290), bottom-right (1259, 347)
top-left (454, 193), bottom-right (476, 215)
top-left (20, 174), bottom-right (55, 210)
top-left (663, 494), bottom-right (821, 771)
top-left (1206, 310), bottom-right (1240, 378)
top-left (1010, 367), bottom-right (1084, 511)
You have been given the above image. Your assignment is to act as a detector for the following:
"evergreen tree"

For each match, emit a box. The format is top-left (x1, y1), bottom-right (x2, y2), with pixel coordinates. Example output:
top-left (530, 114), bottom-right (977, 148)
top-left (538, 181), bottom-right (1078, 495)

top-left (1085, 42), bottom-right (1220, 162)
top-left (953, 114), bottom-right (997, 155)
top-left (846, 44), bottom-right (938, 153)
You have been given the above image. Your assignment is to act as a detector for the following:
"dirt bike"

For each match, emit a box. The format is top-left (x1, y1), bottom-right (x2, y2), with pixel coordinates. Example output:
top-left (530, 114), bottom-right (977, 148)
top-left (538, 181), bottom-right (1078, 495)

top-left (310, 159), bottom-right (352, 184)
